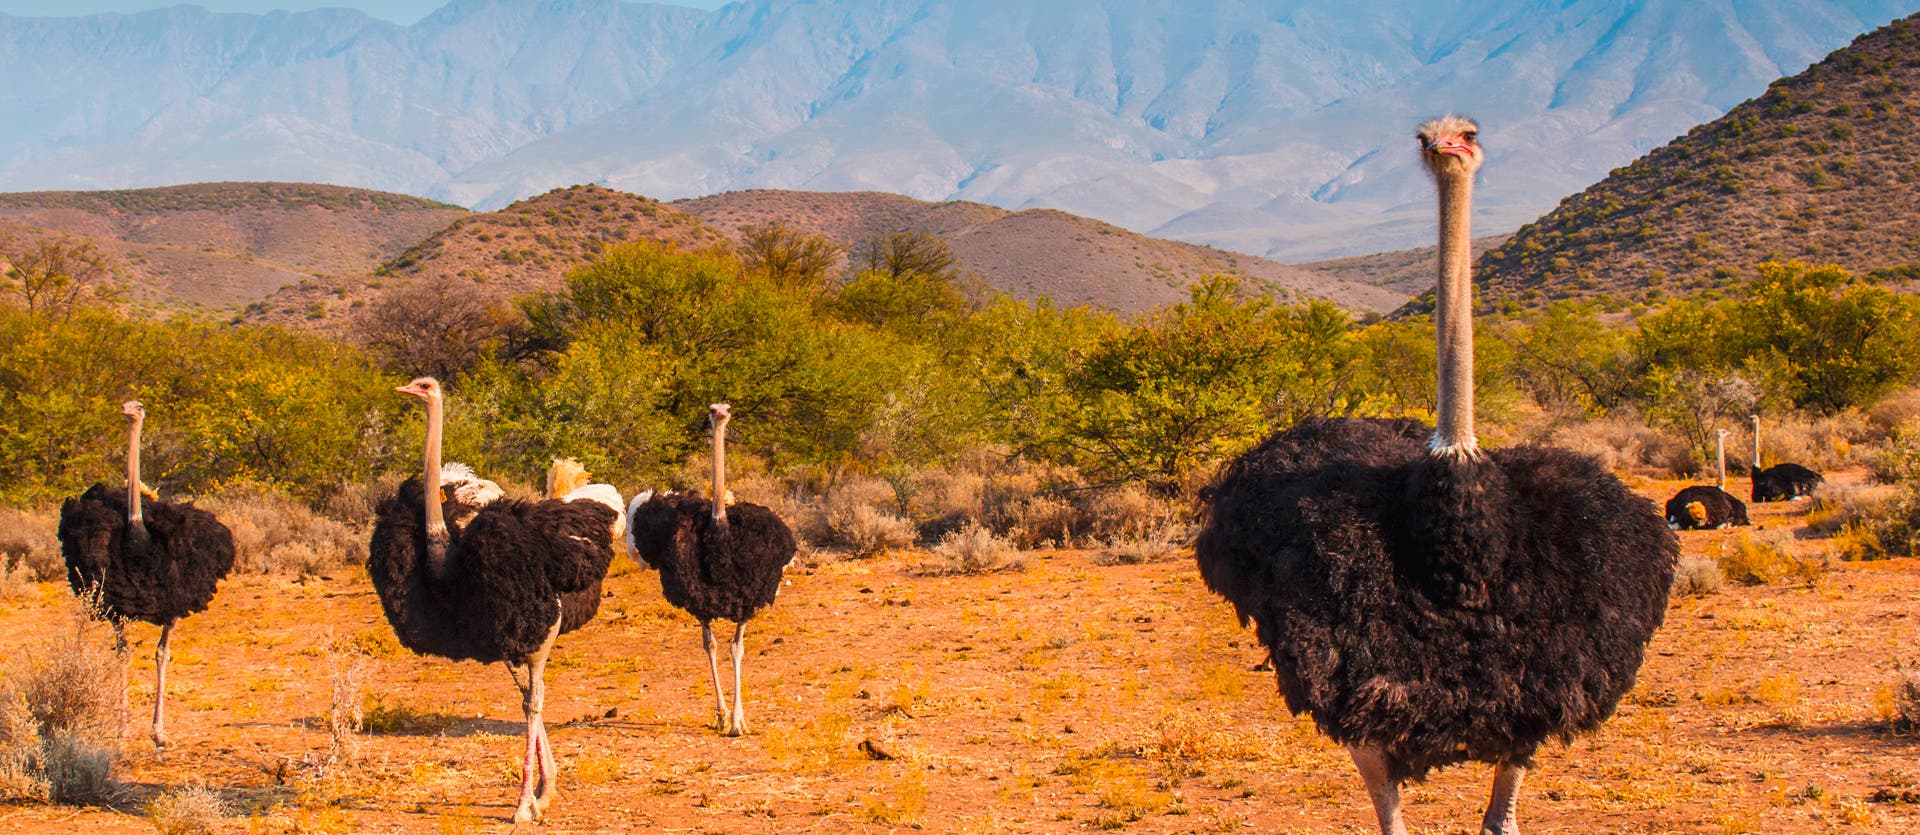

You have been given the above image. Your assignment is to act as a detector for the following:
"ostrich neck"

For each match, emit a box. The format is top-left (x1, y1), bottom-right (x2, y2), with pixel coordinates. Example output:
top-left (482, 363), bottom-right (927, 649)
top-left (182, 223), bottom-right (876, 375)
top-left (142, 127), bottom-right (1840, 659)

top-left (1432, 170), bottom-right (1476, 455)
top-left (421, 398), bottom-right (449, 574)
top-left (711, 423), bottom-right (728, 526)
top-left (1752, 418), bottom-right (1762, 469)
top-left (1717, 435), bottom-right (1727, 490)
top-left (125, 415), bottom-right (145, 529)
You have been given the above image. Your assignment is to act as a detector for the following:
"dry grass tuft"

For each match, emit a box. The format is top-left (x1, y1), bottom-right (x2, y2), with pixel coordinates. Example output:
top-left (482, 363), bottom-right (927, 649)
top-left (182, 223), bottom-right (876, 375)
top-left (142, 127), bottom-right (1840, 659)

top-left (0, 508), bottom-right (61, 582)
top-left (1671, 557), bottom-right (1725, 597)
top-left (1548, 418), bottom-right (1694, 479)
top-left (146, 783), bottom-right (230, 835)
top-left (825, 502), bottom-right (916, 558)
top-left (323, 632), bottom-right (370, 770)
top-left (1887, 669), bottom-right (1920, 733)
top-left (1095, 526), bottom-right (1186, 566)
top-left (1719, 531), bottom-right (1824, 586)
top-left (926, 524), bottom-right (1020, 575)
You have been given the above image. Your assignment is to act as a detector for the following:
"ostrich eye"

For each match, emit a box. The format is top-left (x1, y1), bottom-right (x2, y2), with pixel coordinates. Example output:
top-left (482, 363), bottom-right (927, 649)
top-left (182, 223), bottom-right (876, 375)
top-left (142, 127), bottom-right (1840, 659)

top-left (1463, 131), bottom-right (1478, 143)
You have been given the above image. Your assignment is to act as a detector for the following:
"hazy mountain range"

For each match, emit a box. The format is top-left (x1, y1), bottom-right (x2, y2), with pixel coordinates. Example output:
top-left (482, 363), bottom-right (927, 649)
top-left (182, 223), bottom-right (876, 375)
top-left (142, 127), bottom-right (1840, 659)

top-left (2, 0), bottom-right (1915, 259)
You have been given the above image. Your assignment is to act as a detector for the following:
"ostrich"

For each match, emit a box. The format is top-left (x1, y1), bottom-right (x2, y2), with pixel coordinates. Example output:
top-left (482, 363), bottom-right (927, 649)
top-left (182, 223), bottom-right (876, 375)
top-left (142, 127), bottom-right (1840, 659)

top-left (627, 403), bottom-right (795, 736)
top-left (1194, 116), bottom-right (1678, 835)
top-left (545, 457), bottom-right (627, 542)
top-left (58, 400), bottom-right (235, 749)
top-left (368, 378), bottom-right (617, 823)
top-left (1666, 429), bottom-right (1749, 529)
top-left (1749, 415), bottom-right (1824, 502)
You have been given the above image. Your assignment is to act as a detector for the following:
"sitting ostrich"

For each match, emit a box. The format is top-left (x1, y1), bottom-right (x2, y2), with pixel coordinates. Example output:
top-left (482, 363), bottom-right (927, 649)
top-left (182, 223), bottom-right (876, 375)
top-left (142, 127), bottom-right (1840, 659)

top-left (1194, 116), bottom-right (1677, 835)
top-left (368, 378), bottom-right (617, 823)
top-left (58, 400), bottom-right (235, 749)
top-left (1749, 415), bottom-right (1824, 502)
top-left (627, 403), bottom-right (795, 736)
top-left (1667, 429), bottom-right (1749, 529)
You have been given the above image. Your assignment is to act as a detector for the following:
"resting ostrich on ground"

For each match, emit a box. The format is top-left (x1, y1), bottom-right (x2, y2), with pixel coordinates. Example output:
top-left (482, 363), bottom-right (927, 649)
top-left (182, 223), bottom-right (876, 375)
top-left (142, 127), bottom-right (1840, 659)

top-left (1749, 415), bottom-right (1824, 502)
top-left (627, 403), bottom-right (795, 736)
top-left (368, 378), bottom-right (616, 823)
top-left (1193, 116), bottom-right (1678, 835)
top-left (58, 400), bottom-right (235, 749)
top-left (1667, 429), bottom-right (1749, 529)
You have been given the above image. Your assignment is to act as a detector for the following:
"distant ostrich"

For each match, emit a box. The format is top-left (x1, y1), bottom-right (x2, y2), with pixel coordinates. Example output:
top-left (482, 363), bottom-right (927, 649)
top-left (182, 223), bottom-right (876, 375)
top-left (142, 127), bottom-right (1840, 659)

top-left (368, 378), bottom-right (617, 823)
top-left (627, 403), bottom-right (796, 736)
top-left (1666, 429), bottom-right (1750, 529)
top-left (58, 400), bottom-right (235, 749)
top-left (1749, 415), bottom-right (1824, 502)
top-left (1194, 116), bottom-right (1678, 835)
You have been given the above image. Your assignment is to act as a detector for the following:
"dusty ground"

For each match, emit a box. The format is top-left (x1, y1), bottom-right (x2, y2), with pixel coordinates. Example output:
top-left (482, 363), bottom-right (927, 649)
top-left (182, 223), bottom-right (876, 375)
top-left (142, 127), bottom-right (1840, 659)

top-left (3, 474), bottom-right (1919, 833)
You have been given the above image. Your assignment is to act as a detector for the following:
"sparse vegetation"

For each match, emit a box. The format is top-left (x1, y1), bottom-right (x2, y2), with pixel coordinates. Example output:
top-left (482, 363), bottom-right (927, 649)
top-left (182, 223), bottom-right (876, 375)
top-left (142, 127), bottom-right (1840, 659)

top-left (0, 602), bottom-right (122, 803)
top-left (927, 524), bottom-right (1019, 575)
top-left (146, 784), bottom-right (230, 835)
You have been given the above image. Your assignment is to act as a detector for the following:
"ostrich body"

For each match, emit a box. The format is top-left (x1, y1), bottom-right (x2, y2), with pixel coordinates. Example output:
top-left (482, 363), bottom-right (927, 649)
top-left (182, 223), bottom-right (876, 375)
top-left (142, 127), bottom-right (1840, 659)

top-left (367, 378), bottom-right (616, 823)
top-left (1749, 416), bottom-right (1823, 501)
top-left (1666, 429), bottom-right (1749, 529)
top-left (1194, 116), bottom-right (1677, 835)
top-left (58, 400), bottom-right (234, 748)
top-left (626, 403), bottom-right (795, 736)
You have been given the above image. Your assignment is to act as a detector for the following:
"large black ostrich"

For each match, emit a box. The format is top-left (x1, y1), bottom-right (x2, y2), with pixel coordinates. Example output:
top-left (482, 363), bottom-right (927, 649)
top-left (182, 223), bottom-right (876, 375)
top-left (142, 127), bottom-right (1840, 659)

top-left (626, 403), bottom-right (795, 736)
top-left (1749, 415), bottom-right (1824, 502)
top-left (58, 400), bottom-right (234, 749)
top-left (1666, 430), bottom-right (1749, 529)
top-left (1193, 116), bottom-right (1678, 835)
top-left (368, 377), bottom-right (617, 823)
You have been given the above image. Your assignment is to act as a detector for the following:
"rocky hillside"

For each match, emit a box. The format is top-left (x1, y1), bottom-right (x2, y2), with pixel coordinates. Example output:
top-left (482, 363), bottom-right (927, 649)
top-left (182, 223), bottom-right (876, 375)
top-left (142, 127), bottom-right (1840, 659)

top-left (1300, 236), bottom-right (1511, 299)
top-left (1474, 13), bottom-right (1920, 308)
top-left (0, 183), bottom-right (465, 313)
top-left (243, 185), bottom-right (729, 328)
top-left (677, 190), bottom-right (1406, 314)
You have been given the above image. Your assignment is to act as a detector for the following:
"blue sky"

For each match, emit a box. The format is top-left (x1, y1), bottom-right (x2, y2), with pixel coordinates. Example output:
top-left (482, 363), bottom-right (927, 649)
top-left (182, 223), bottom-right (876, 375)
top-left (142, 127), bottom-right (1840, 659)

top-left (0, 1), bottom-right (731, 23)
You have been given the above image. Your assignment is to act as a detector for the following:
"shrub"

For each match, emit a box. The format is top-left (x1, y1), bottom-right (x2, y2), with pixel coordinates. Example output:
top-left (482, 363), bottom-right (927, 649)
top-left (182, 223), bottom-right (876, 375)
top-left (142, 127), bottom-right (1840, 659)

top-left (1890, 669), bottom-right (1920, 733)
top-left (1670, 557), bottom-right (1724, 597)
top-left (0, 508), bottom-right (61, 582)
top-left (827, 502), bottom-right (916, 558)
top-left (198, 490), bottom-right (365, 575)
top-left (1547, 417), bottom-right (1693, 478)
top-left (0, 560), bottom-right (38, 603)
top-left (146, 784), bottom-right (229, 835)
top-left (1095, 527), bottom-right (1186, 566)
top-left (927, 524), bottom-right (1019, 575)
top-left (0, 603), bottom-right (122, 803)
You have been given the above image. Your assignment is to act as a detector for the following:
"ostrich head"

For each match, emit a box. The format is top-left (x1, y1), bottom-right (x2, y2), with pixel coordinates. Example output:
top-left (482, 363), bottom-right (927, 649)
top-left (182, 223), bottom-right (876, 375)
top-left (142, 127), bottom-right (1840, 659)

top-left (1416, 115), bottom-right (1482, 179)
top-left (395, 377), bottom-right (443, 403)
top-left (708, 402), bottom-right (732, 431)
top-left (122, 400), bottom-right (145, 420)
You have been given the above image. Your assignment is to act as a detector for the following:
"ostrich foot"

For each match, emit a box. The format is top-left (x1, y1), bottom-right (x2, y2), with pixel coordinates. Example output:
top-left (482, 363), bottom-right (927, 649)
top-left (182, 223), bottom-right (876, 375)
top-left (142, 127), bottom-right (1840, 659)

top-left (724, 710), bottom-right (749, 737)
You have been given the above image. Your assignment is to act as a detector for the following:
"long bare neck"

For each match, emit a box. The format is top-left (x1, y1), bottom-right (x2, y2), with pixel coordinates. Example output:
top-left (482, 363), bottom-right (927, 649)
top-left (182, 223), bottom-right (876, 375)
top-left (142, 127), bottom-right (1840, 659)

top-left (1432, 170), bottom-right (1476, 454)
top-left (1751, 417), bottom-right (1762, 469)
top-left (1716, 434), bottom-right (1727, 490)
top-left (421, 398), bottom-right (449, 573)
top-left (125, 415), bottom-right (144, 529)
top-left (711, 424), bottom-right (728, 526)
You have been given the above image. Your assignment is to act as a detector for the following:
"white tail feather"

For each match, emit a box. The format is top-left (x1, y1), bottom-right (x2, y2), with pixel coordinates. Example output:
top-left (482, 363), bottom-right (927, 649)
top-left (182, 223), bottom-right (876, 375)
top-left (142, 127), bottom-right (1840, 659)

top-left (440, 462), bottom-right (504, 506)
top-left (562, 483), bottom-right (627, 540)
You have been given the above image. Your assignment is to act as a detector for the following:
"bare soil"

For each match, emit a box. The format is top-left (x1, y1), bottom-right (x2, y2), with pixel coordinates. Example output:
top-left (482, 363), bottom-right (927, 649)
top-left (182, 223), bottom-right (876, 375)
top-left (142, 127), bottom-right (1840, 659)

top-left (2, 473), bottom-right (1917, 833)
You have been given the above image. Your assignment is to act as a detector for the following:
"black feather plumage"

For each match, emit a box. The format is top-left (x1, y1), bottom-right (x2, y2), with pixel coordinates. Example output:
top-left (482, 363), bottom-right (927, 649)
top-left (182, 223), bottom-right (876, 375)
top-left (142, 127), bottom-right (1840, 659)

top-left (1751, 464), bottom-right (1823, 502)
top-left (1665, 485), bottom-right (1750, 529)
top-left (627, 493), bottom-right (795, 624)
top-left (366, 477), bottom-right (617, 664)
top-left (1195, 417), bottom-right (1678, 782)
top-left (59, 484), bottom-right (234, 625)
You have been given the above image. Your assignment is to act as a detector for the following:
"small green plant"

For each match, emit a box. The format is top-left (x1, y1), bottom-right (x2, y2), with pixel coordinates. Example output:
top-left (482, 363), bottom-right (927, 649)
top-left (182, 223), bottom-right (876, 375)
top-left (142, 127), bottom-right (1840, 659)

top-left (1719, 531), bottom-right (1823, 586)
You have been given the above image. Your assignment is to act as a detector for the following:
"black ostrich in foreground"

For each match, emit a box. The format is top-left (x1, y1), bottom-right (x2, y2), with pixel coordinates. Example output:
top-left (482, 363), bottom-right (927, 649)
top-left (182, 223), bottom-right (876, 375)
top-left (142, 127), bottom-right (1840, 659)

top-left (1194, 116), bottom-right (1678, 835)
top-left (58, 400), bottom-right (235, 749)
top-left (1667, 429), bottom-right (1749, 529)
top-left (368, 377), bottom-right (616, 823)
top-left (627, 403), bottom-right (796, 736)
top-left (1749, 415), bottom-right (1824, 502)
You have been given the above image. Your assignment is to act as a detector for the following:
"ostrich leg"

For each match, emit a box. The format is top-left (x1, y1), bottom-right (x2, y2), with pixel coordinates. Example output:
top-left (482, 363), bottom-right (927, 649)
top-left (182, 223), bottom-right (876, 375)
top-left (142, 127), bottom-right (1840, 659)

top-left (1350, 745), bottom-right (1409, 835)
top-left (508, 658), bottom-right (538, 823)
top-left (726, 622), bottom-right (749, 736)
top-left (112, 620), bottom-right (130, 738)
top-left (151, 619), bottom-right (176, 748)
top-left (529, 608), bottom-right (562, 819)
top-left (701, 622), bottom-right (730, 732)
top-left (1479, 761), bottom-right (1526, 835)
